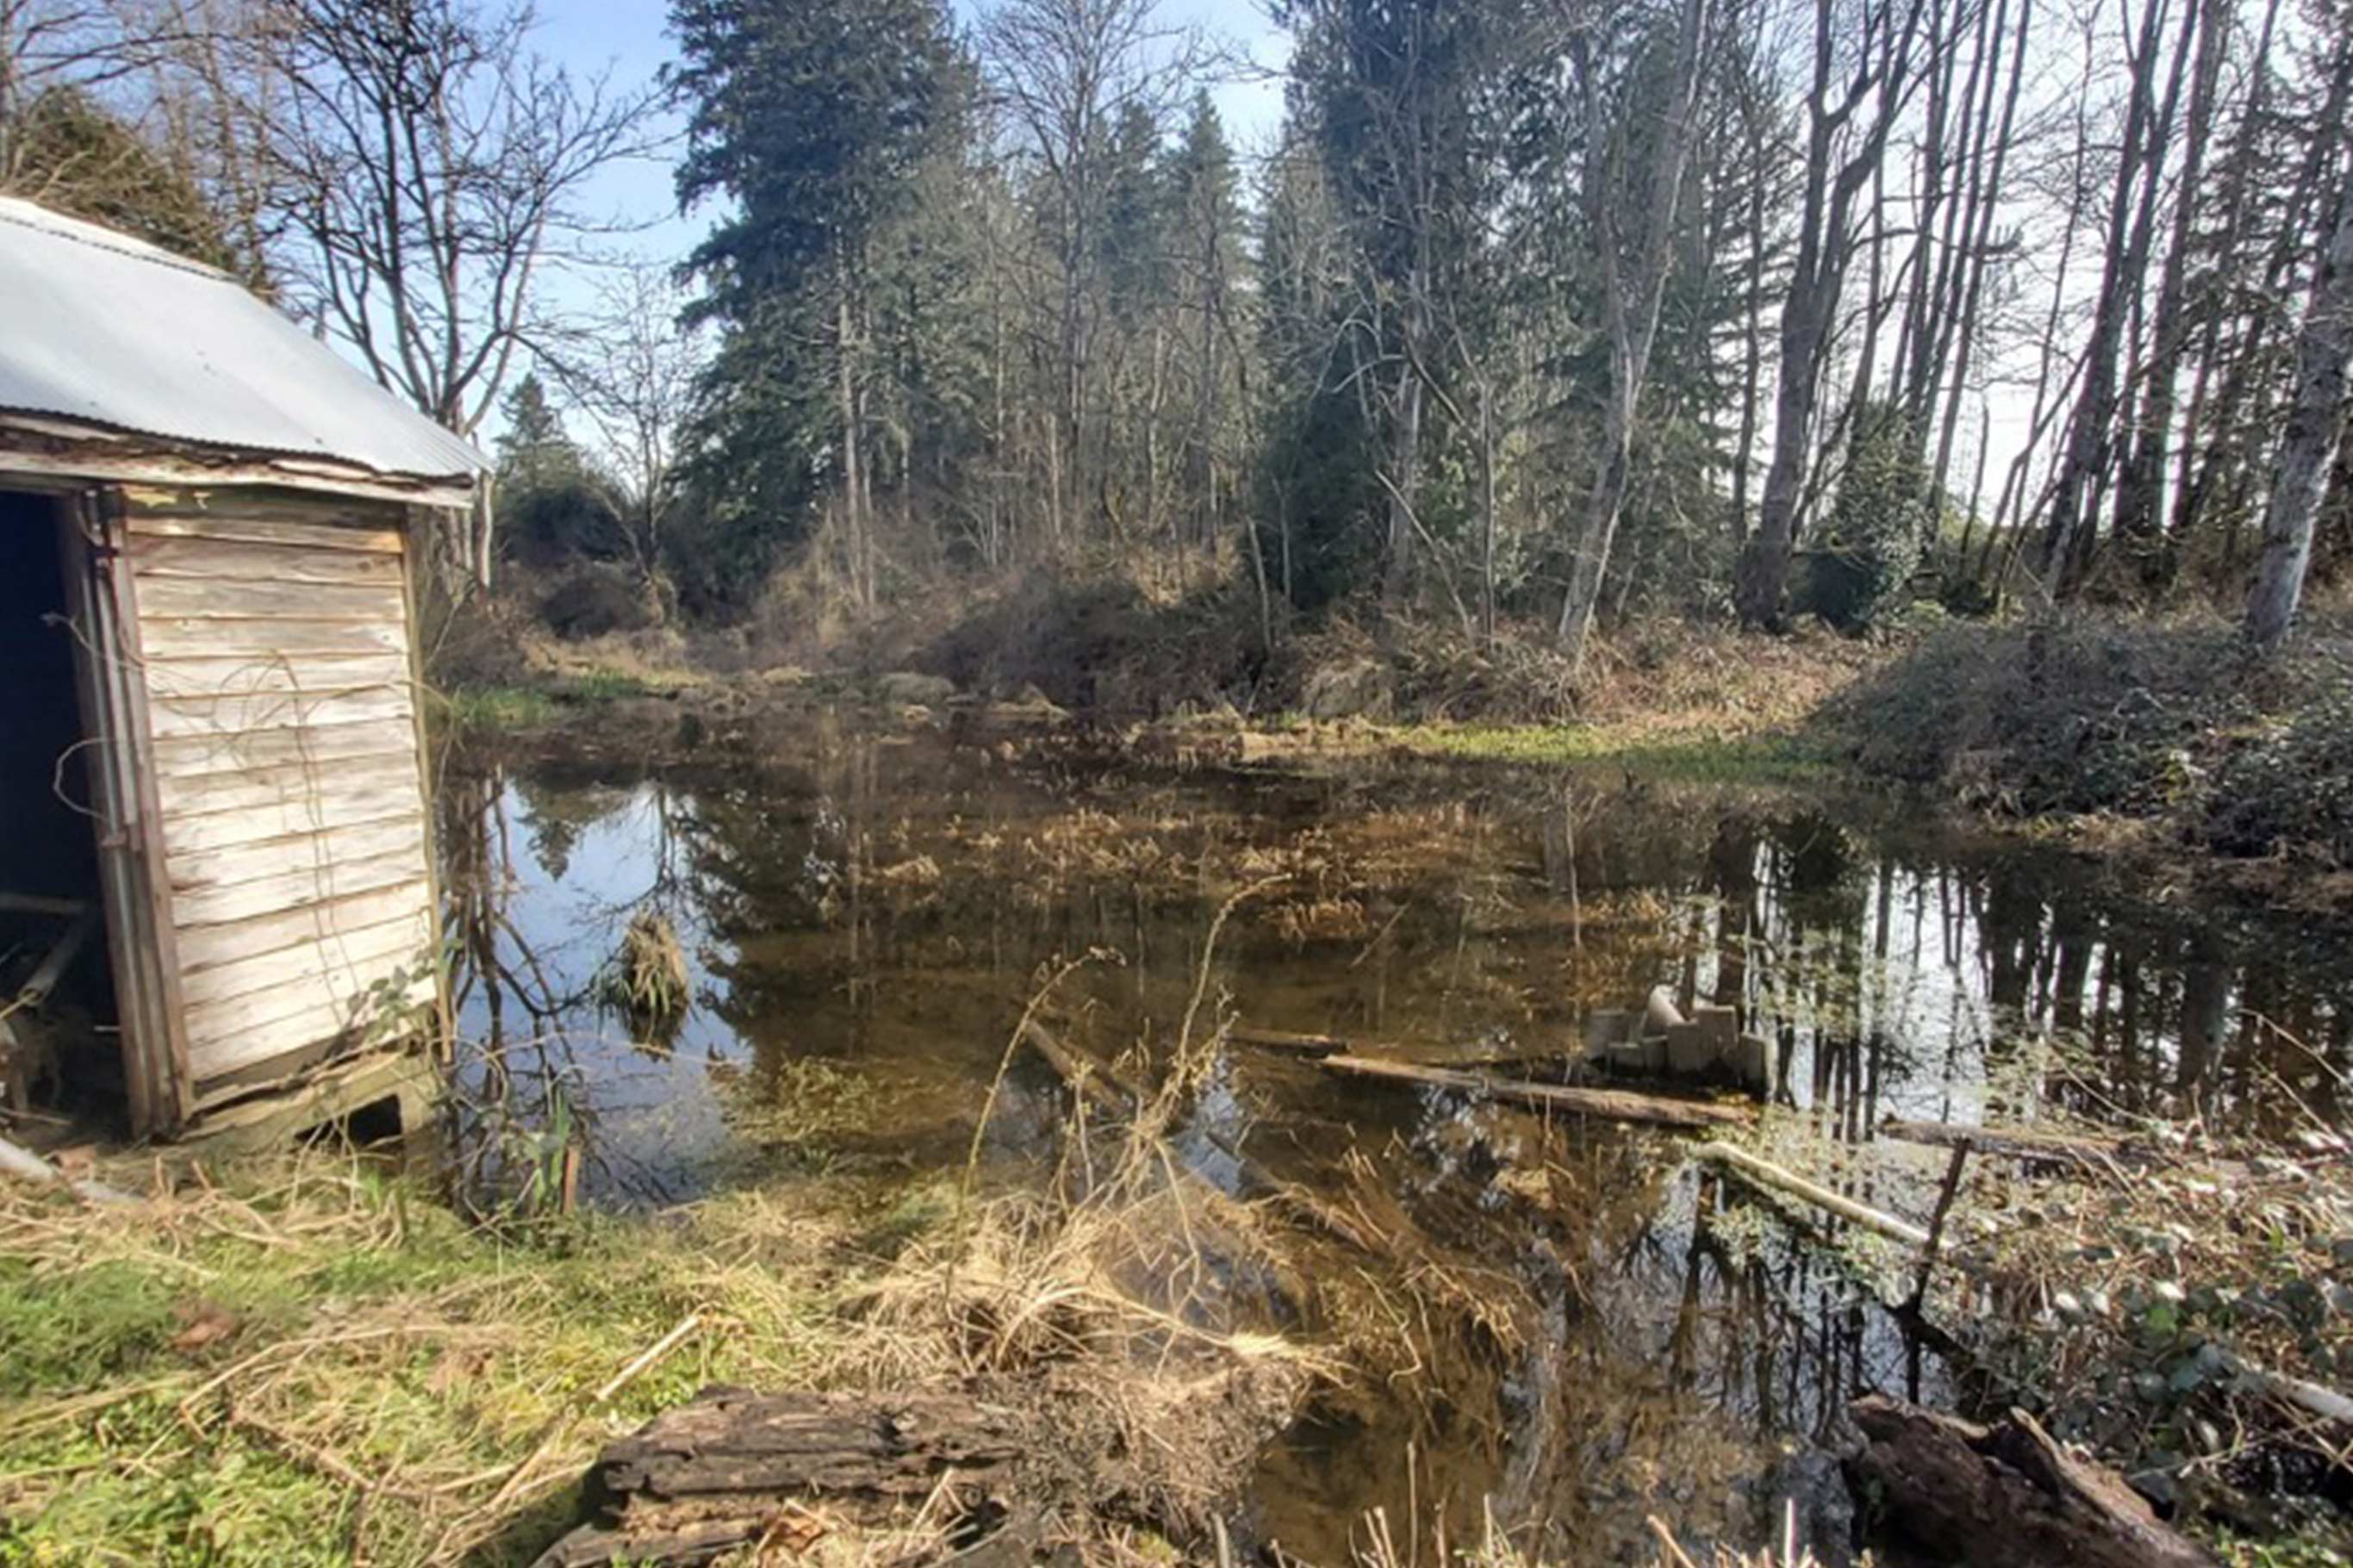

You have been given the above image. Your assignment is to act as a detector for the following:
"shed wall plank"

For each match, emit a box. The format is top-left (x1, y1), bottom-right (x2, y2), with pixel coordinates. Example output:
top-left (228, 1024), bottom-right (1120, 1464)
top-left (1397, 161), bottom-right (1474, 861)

top-left (142, 653), bottom-right (415, 700)
top-left (155, 750), bottom-right (422, 818)
top-left (166, 817), bottom-right (428, 898)
top-left (133, 576), bottom-right (407, 622)
top-left (123, 498), bottom-right (439, 1090)
top-left (174, 879), bottom-right (437, 974)
top-left (193, 975), bottom-right (437, 1083)
top-left (129, 536), bottom-right (408, 585)
top-left (152, 717), bottom-right (421, 781)
top-left (177, 910), bottom-right (434, 1011)
top-left (146, 683), bottom-right (413, 742)
top-left (160, 789), bottom-right (426, 854)
top-left (140, 617), bottom-right (409, 659)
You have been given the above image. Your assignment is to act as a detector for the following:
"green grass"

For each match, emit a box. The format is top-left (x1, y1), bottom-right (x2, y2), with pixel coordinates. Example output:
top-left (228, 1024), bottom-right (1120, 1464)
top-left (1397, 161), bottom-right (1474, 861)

top-left (443, 684), bottom-right (558, 730)
top-left (557, 667), bottom-right (656, 702)
top-left (0, 1161), bottom-right (936, 1567)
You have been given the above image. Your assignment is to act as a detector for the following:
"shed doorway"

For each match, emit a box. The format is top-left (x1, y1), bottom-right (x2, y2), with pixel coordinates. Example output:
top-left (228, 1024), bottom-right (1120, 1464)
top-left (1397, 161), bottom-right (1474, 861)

top-left (0, 489), bottom-right (119, 1125)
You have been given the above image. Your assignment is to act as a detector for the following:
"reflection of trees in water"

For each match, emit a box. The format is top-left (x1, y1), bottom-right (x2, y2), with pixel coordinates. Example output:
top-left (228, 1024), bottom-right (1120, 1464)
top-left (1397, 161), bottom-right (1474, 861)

top-left (439, 766), bottom-right (711, 1212)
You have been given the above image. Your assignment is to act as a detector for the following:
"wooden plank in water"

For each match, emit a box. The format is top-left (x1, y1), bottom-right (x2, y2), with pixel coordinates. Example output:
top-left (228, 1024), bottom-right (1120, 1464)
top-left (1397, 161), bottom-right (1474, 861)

top-left (1232, 1023), bottom-right (1576, 1073)
top-left (1316, 1053), bottom-right (1751, 1129)
top-left (1879, 1117), bottom-right (2149, 1168)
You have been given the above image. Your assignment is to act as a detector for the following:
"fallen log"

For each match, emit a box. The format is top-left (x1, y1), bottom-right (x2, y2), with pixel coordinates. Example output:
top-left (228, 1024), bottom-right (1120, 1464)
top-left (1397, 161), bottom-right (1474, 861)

top-left (532, 1388), bottom-right (1026, 1567)
top-left (1849, 1394), bottom-right (2219, 1568)
top-left (1227, 1025), bottom-right (1350, 1058)
top-left (1317, 1054), bottom-right (1750, 1130)
top-left (1693, 1141), bottom-right (1931, 1247)
top-left (1880, 1117), bottom-right (2135, 1167)
top-left (1230, 1024), bottom-right (1572, 1073)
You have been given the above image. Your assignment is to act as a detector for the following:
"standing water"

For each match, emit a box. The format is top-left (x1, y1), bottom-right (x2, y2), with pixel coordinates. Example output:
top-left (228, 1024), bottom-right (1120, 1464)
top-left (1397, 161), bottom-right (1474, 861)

top-left (437, 712), bottom-right (2349, 1563)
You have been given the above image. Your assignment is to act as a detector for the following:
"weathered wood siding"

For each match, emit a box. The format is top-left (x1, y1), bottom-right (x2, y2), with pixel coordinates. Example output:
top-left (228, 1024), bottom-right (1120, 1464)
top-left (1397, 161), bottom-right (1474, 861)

top-left (121, 494), bottom-right (438, 1090)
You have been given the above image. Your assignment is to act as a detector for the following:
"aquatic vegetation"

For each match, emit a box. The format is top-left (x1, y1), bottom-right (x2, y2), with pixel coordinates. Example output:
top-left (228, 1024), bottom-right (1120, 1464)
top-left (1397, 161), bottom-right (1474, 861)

top-left (596, 909), bottom-right (691, 1031)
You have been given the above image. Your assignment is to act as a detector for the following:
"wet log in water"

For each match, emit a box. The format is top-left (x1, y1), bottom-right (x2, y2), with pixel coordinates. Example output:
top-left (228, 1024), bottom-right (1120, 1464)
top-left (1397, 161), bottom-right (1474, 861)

top-left (1316, 1054), bottom-right (1751, 1129)
top-left (1850, 1395), bottom-right (2219, 1568)
top-left (1694, 1140), bottom-right (1932, 1246)
top-left (1229, 1024), bottom-right (1573, 1073)
top-left (532, 1388), bottom-right (1027, 1567)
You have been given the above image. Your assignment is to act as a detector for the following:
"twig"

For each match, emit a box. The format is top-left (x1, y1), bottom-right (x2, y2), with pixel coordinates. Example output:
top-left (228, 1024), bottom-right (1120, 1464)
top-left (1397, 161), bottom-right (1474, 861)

top-left (1907, 1137), bottom-right (1971, 1313)
top-left (593, 1310), bottom-right (703, 1404)
top-left (1645, 1515), bottom-right (1701, 1568)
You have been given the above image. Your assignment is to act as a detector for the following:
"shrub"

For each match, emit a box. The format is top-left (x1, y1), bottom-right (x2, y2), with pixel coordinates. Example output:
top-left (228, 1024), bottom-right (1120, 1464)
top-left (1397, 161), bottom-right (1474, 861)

top-left (1802, 408), bottom-right (1932, 633)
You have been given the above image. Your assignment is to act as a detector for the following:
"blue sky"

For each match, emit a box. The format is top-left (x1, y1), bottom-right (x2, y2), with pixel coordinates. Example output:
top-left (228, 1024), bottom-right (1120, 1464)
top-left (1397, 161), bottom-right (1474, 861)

top-left (530, 0), bottom-right (1292, 271)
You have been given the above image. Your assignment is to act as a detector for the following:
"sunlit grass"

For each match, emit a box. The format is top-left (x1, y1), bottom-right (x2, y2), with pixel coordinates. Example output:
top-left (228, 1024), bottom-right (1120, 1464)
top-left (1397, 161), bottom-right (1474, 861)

top-left (1387, 722), bottom-right (1839, 783)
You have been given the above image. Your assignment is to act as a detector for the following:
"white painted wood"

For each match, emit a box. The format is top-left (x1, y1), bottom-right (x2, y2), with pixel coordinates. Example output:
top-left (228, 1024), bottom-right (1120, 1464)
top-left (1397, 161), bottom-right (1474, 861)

top-left (140, 616), bottom-right (410, 659)
top-left (152, 717), bottom-right (423, 781)
top-left (130, 535), bottom-right (408, 585)
top-left (155, 750), bottom-right (423, 818)
top-left (177, 910), bottom-right (433, 1011)
top-left (146, 682), bottom-right (413, 742)
top-left (159, 791), bottom-right (425, 855)
top-left (166, 817), bottom-right (428, 897)
top-left (121, 500), bottom-right (440, 1088)
top-left (175, 879), bottom-right (435, 974)
top-left (185, 940), bottom-right (433, 1048)
top-left (142, 653), bottom-right (414, 700)
top-left (190, 974), bottom-right (438, 1082)
top-left (127, 511), bottom-right (405, 554)
top-left (132, 575), bottom-right (407, 622)
top-left (167, 844), bottom-right (427, 930)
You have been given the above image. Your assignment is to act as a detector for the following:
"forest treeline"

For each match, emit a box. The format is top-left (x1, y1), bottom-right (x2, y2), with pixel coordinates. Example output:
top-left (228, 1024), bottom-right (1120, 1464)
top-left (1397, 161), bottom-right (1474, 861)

top-left (5, 0), bottom-right (2352, 665)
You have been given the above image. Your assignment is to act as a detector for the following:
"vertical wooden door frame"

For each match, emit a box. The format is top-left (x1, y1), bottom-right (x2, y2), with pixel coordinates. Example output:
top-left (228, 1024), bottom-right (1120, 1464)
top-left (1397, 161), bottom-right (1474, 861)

top-left (55, 487), bottom-right (196, 1133)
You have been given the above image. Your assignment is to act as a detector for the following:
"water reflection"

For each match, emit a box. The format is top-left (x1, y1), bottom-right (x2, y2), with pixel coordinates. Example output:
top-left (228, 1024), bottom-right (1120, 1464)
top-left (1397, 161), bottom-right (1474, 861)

top-left (435, 719), bottom-right (2348, 1556)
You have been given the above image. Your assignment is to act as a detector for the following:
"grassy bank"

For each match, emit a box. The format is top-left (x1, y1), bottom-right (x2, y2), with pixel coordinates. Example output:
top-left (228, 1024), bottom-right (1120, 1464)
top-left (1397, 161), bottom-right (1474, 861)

top-left (0, 1142), bottom-right (1313, 1567)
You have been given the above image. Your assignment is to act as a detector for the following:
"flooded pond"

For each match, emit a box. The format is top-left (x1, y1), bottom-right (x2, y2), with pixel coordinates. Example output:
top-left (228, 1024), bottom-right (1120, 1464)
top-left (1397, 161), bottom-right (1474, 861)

top-left (434, 713), bottom-right (2350, 1563)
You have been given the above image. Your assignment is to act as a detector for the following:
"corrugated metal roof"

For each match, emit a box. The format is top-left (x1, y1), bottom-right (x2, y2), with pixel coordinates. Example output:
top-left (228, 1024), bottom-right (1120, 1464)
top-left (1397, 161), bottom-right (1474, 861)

top-left (0, 198), bottom-right (488, 485)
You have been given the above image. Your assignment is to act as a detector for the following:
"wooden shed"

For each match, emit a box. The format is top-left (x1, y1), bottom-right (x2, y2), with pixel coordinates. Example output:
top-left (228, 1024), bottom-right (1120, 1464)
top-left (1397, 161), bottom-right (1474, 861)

top-left (0, 197), bottom-right (486, 1140)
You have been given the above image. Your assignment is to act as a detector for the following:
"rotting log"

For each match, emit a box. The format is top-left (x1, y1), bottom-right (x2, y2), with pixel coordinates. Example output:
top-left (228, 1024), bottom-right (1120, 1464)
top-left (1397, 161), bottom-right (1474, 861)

top-left (532, 1388), bottom-right (1027, 1568)
top-left (1849, 1394), bottom-right (2219, 1568)
top-left (1318, 1054), bottom-right (1750, 1129)
top-left (1694, 1141), bottom-right (1930, 1246)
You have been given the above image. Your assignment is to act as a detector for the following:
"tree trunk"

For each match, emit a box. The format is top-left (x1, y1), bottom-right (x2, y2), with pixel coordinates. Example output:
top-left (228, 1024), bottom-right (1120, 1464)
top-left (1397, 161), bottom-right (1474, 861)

top-left (2245, 165), bottom-right (2353, 650)
top-left (1556, 0), bottom-right (1709, 669)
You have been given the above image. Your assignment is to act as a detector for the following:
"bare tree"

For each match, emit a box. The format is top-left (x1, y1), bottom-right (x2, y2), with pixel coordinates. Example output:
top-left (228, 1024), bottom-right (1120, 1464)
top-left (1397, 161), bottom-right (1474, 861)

top-left (1733, 0), bottom-right (1930, 626)
top-left (2244, 161), bottom-right (2353, 651)
top-left (548, 263), bottom-right (704, 606)
top-left (1554, 0), bottom-right (1710, 669)
top-left (258, 0), bottom-right (659, 588)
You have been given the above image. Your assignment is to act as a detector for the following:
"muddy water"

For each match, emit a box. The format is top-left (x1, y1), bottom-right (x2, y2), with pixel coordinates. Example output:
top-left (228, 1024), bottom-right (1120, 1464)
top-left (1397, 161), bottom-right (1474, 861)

top-left (436, 713), bottom-right (2351, 1563)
